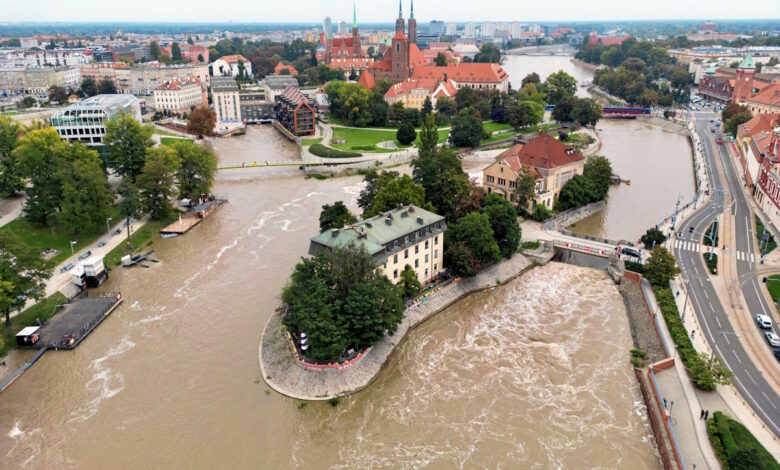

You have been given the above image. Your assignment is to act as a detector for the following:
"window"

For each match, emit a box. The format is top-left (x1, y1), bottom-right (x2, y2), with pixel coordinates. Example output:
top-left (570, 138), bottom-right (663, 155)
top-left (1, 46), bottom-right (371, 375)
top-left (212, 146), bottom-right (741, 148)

top-left (394, 254), bottom-right (398, 264)
top-left (434, 263), bottom-right (438, 273)
top-left (425, 240), bottom-right (429, 249)
top-left (425, 254), bottom-right (429, 263)
top-left (415, 245), bottom-right (419, 254)
top-left (434, 249), bottom-right (438, 259)
top-left (425, 268), bottom-right (429, 278)
top-left (486, 175), bottom-right (495, 183)
top-left (415, 259), bottom-right (419, 268)
top-left (393, 269), bottom-right (398, 279)
top-left (405, 249), bottom-right (409, 259)
top-left (509, 180), bottom-right (517, 189)
top-left (498, 178), bottom-right (507, 186)
top-left (434, 236), bottom-right (438, 245)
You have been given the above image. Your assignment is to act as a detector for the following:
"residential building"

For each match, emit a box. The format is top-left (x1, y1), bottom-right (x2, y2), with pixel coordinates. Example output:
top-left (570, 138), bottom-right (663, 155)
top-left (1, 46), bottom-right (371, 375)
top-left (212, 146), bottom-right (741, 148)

top-left (263, 75), bottom-right (299, 102)
top-left (428, 21), bottom-right (446, 36)
top-left (511, 23), bottom-right (523, 39)
top-left (481, 22), bottom-right (495, 38)
top-left (323, 17), bottom-right (333, 35)
top-left (384, 77), bottom-right (457, 110)
top-left (274, 86), bottom-right (316, 136)
top-left (746, 83), bottom-right (780, 115)
top-left (0, 65), bottom-right (80, 94)
top-left (482, 133), bottom-right (585, 210)
top-left (464, 22), bottom-right (476, 38)
top-left (308, 204), bottom-right (446, 286)
top-left (51, 94), bottom-right (140, 147)
top-left (736, 113), bottom-right (780, 190)
top-left (160, 44), bottom-right (209, 63)
top-left (445, 23), bottom-right (457, 36)
top-left (338, 21), bottom-right (349, 34)
top-left (587, 32), bottom-right (631, 46)
top-left (0, 49), bottom-right (89, 68)
top-left (754, 126), bottom-right (780, 229)
top-left (211, 54), bottom-right (252, 78)
top-left (452, 43), bottom-right (480, 60)
top-left (411, 62), bottom-right (509, 93)
top-left (698, 55), bottom-right (780, 104)
top-left (153, 78), bottom-right (207, 115)
top-left (79, 62), bottom-right (209, 95)
top-left (211, 76), bottom-right (241, 126)
top-left (239, 92), bottom-right (273, 123)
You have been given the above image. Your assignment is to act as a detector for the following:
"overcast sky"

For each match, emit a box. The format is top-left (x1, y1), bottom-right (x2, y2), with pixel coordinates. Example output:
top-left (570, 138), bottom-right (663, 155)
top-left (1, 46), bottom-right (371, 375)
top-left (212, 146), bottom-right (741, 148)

top-left (1, 0), bottom-right (779, 23)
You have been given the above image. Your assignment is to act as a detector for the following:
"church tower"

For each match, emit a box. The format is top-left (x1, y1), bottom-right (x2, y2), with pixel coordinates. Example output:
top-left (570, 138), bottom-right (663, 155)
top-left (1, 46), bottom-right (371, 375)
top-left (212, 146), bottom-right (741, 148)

top-left (352, 2), bottom-right (361, 58)
top-left (733, 54), bottom-right (756, 104)
top-left (395, 0), bottom-right (405, 36)
top-left (408, 0), bottom-right (417, 44)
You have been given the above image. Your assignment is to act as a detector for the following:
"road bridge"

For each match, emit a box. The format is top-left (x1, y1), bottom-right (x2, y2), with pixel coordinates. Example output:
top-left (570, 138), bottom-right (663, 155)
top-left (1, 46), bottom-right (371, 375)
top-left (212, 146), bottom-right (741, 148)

top-left (503, 44), bottom-right (577, 56)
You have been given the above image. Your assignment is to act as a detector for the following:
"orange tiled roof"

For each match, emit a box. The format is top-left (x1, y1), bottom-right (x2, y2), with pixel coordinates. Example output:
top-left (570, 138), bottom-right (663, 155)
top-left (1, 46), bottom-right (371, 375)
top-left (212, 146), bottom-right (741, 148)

top-left (274, 62), bottom-right (298, 76)
top-left (749, 83), bottom-right (780, 108)
top-left (217, 54), bottom-right (248, 64)
top-left (504, 134), bottom-right (584, 170)
top-left (358, 70), bottom-right (376, 90)
top-left (412, 63), bottom-right (508, 84)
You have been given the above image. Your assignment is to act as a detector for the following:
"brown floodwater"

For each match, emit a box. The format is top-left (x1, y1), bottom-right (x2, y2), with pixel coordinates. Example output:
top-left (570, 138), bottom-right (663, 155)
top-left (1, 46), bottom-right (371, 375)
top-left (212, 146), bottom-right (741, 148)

top-left (0, 127), bottom-right (659, 468)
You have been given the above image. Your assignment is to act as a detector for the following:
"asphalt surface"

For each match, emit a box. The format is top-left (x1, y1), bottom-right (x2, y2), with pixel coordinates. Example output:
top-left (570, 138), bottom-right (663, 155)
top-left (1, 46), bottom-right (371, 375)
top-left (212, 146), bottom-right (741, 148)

top-left (672, 110), bottom-right (780, 437)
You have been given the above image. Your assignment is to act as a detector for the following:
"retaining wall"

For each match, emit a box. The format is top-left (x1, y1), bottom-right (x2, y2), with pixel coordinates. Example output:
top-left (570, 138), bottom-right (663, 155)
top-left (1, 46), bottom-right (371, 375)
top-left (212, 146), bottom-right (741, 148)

top-left (543, 200), bottom-right (606, 230)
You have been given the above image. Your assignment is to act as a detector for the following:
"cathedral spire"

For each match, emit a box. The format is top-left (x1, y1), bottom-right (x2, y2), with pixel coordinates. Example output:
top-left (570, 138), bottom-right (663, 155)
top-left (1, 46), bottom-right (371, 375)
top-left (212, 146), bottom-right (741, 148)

top-left (398, 0), bottom-right (403, 18)
top-left (353, 1), bottom-right (357, 29)
top-left (410, 0), bottom-right (414, 19)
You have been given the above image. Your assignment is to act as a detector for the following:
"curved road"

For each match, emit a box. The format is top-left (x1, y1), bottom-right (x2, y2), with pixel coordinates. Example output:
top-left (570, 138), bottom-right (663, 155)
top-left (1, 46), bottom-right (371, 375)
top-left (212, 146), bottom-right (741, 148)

top-left (673, 111), bottom-right (780, 438)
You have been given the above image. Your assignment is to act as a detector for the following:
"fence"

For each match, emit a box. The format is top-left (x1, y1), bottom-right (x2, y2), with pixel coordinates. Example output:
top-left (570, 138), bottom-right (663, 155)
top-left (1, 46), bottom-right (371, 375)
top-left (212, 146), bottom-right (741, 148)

top-left (650, 369), bottom-right (687, 470)
top-left (553, 239), bottom-right (613, 258)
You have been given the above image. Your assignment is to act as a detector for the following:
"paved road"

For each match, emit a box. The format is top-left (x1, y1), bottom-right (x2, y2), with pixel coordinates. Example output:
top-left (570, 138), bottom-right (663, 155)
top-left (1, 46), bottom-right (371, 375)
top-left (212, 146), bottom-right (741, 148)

top-left (673, 111), bottom-right (780, 437)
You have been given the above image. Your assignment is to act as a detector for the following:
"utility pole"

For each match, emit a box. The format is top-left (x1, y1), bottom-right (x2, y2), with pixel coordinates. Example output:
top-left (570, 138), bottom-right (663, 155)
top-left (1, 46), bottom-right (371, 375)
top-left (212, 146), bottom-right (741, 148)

top-left (671, 193), bottom-right (682, 230)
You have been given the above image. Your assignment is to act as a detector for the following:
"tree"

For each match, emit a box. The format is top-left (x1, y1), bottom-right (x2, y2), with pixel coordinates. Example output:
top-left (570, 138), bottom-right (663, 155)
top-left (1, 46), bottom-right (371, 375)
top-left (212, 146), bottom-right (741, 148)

top-left (543, 70), bottom-right (577, 105)
top-left (396, 122), bottom-right (417, 146)
top-left (531, 204), bottom-right (553, 222)
top-left (412, 147), bottom-right (470, 222)
top-left (445, 212), bottom-right (500, 276)
top-left (137, 147), bottom-right (180, 220)
top-left (357, 170), bottom-right (398, 214)
top-left (0, 232), bottom-right (52, 325)
top-left (641, 227), bottom-right (667, 249)
top-left (187, 105), bottom-right (216, 137)
top-left (644, 246), bottom-right (681, 287)
top-left (57, 144), bottom-right (114, 236)
top-left (417, 114), bottom-right (439, 157)
top-left (365, 174), bottom-right (428, 217)
top-left (0, 116), bottom-right (24, 197)
top-left (14, 127), bottom-right (67, 226)
top-left (197, 53), bottom-right (204, 63)
top-left (435, 96), bottom-right (456, 119)
top-left (117, 179), bottom-right (142, 244)
top-left (571, 98), bottom-right (603, 126)
top-left (552, 95), bottom-right (575, 122)
top-left (171, 42), bottom-right (182, 62)
top-left (173, 142), bottom-right (217, 200)
top-left (482, 194), bottom-right (521, 258)
top-left (724, 111), bottom-right (752, 137)
top-left (187, 37), bottom-right (194, 45)
top-left (583, 155), bottom-right (612, 200)
top-left (80, 76), bottom-right (97, 97)
top-left (555, 174), bottom-right (598, 211)
top-left (400, 265), bottom-right (421, 299)
top-left (521, 72), bottom-right (541, 88)
top-left (47, 85), bottom-right (68, 103)
top-left (434, 52), bottom-right (448, 66)
top-left (104, 114), bottom-right (155, 181)
top-left (319, 201), bottom-right (357, 232)
top-left (514, 168), bottom-right (538, 214)
top-left (16, 97), bottom-right (36, 110)
top-left (282, 244), bottom-right (405, 362)
top-left (475, 43), bottom-right (501, 63)
top-left (450, 113), bottom-right (484, 148)
top-left (97, 77), bottom-right (117, 94)
top-left (507, 100), bottom-right (544, 130)
top-left (421, 96), bottom-right (433, 119)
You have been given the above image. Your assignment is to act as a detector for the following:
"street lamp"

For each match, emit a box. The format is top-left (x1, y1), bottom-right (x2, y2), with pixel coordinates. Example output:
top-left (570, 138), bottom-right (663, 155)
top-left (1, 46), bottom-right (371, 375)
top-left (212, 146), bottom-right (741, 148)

top-left (70, 240), bottom-right (77, 256)
top-left (106, 217), bottom-right (112, 234)
top-left (669, 400), bottom-right (675, 418)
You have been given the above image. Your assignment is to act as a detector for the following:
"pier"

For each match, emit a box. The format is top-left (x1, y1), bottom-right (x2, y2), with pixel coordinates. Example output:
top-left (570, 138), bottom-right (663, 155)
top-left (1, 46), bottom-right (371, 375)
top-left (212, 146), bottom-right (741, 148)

top-left (161, 198), bottom-right (228, 235)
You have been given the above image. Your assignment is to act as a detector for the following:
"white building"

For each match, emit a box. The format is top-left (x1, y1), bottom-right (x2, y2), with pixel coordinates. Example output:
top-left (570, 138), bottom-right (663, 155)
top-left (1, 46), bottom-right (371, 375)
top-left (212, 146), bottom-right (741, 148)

top-left (0, 65), bottom-right (81, 95)
top-left (210, 54), bottom-right (252, 78)
top-left (211, 76), bottom-right (241, 129)
top-left (446, 22), bottom-right (457, 36)
top-left (452, 43), bottom-right (480, 61)
top-left (153, 78), bottom-right (206, 116)
top-left (529, 23), bottom-right (541, 34)
top-left (511, 23), bottom-right (523, 39)
top-left (464, 22), bottom-right (476, 38)
top-left (51, 94), bottom-right (141, 147)
top-left (481, 22), bottom-right (495, 38)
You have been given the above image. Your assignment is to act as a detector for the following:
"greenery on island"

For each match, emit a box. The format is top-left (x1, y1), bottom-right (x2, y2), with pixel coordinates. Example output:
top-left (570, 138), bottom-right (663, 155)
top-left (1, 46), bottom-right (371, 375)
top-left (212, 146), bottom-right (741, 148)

top-left (654, 286), bottom-right (732, 391)
top-left (644, 246), bottom-right (681, 287)
top-left (703, 221), bottom-right (719, 247)
top-left (722, 103), bottom-right (752, 137)
top-left (474, 43), bottom-right (501, 64)
top-left (555, 156), bottom-right (612, 211)
top-left (704, 253), bottom-right (718, 275)
top-left (0, 292), bottom-right (66, 356)
top-left (482, 194), bottom-right (521, 258)
top-left (756, 215), bottom-right (777, 254)
top-left (400, 265), bottom-right (421, 299)
top-left (308, 143), bottom-right (361, 159)
top-left (187, 106), bottom-right (216, 137)
top-left (282, 244), bottom-right (405, 362)
top-left (707, 411), bottom-right (779, 470)
top-left (318, 201), bottom-right (357, 232)
top-left (640, 227), bottom-right (667, 249)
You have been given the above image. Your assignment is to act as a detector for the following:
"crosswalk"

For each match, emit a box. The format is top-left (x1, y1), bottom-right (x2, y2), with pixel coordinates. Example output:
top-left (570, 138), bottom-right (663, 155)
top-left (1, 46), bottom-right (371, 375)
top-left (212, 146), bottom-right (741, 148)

top-left (674, 240), bottom-right (701, 252)
top-left (736, 251), bottom-right (756, 262)
top-left (673, 240), bottom-right (755, 262)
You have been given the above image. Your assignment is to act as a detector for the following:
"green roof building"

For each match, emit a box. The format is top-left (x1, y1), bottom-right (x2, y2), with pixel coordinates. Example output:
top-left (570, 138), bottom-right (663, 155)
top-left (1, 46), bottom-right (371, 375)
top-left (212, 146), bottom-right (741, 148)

top-left (309, 204), bottom-right (446, 285)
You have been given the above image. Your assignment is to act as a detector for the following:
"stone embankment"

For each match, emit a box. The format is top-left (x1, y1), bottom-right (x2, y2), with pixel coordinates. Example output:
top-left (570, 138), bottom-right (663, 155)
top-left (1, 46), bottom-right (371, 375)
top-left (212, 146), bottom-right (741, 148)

top-left (543, 200), bottom-right (606, 230)
top-left (259, 253), bottom-right (535, 401)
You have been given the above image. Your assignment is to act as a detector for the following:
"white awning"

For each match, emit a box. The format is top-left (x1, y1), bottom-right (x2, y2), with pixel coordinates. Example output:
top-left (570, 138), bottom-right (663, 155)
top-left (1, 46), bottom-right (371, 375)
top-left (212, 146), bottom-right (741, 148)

top-left (16, 326), bottom-right (40, 337)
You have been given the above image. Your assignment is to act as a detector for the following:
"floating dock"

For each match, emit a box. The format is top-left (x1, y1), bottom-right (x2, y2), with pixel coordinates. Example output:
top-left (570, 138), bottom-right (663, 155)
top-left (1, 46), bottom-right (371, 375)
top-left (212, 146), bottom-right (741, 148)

top-left (161, 198), bottom-right (228, 235)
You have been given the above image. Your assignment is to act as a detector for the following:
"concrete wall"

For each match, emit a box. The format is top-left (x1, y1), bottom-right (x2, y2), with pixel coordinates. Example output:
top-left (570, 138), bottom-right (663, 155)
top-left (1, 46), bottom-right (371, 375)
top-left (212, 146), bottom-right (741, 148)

top-left (543, 200), bottom-right (606, 230)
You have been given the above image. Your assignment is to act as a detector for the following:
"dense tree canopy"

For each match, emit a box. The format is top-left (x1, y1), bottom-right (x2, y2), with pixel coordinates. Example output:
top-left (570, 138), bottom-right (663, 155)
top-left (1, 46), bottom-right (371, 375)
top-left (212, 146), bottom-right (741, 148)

top-left (14, 128), bottom-right (67, 226)
top-left (57, 144), bottom-right (115, 236)
top-left (0, 116), bottom-right (23, 197)
top-left (104, 114), bottom-right (155, 181)
top-left (542, 71), bottom-right (577, 105)
top-left (364, 174), bottom-right (429, 218)
top-left (474, 43), bottom-right (501, 63)
top-left (319, 201), bottom-right (357, 232)
top-left (137, 147), bottom-right (180, 220)
top-left (583, 156), bottom-right (612, 201)
top-left (396, 122), bottom-right (417, 146)
top-left (412, 147), bottom-right (470, 223)
top-left (450, 113), bottom-right (484, 148)
top-left (644, 246), bottom-right (681, 286)
top-left (0, 231), bottom-right (52, 324)
top-left (173, 142), bottom-right (217, 201)
top-left (482, 194), bottom-right (521, 258)
top-left (444, 212), bottom-right (500, 277)
top-left (187, 106), bottom-right (216, 137)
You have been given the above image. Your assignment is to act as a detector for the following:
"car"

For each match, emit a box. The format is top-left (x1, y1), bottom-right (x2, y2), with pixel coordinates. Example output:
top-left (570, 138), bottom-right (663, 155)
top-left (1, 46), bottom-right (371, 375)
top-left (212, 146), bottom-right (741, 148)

top-left (766, 332), bottom-right (780, 347)
top-left (716, 136), bottom-right (723, 145)
top-left (78, 250), bottom-right (92, 260)
top-left (621, 247), bottom-right (642, 259)
top-left (756, 314), bottom-right (773, 329)
top-left (97, 240), bottom-right (107, 247)
top-left (60, 262), bottom-right (74, 273)
top-left (689, 226), bottom-right (695, 233)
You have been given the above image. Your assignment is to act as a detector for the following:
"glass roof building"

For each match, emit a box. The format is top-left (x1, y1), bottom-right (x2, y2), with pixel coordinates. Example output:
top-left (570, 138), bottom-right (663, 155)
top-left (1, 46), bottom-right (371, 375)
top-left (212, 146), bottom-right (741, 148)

top-left (51, 94), bottom-right (141, 147)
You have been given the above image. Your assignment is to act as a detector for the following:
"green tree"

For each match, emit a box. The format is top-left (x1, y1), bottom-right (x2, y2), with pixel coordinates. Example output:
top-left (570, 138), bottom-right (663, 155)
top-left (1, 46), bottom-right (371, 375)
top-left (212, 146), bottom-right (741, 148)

top-left (396, 122), bottom-right (417, 145)
top-left (543, 70), bottom-right (577, 105)
top-left (435, 96), bottom-right (456, 119)
top-left (282, 244), bottom-right (405, 362)
top-left (555, 174), bottom-right (598, 211)
top-left (80, 76), bottom-right (97, 97)
top-left (521, 72), bottom-right (541, 88)
top-left (445, 212), bottom-right (500, 276)
top-left (552, 95), bottom-right (575, 122)
top-left (173, 142), bottom-right (217, 200)
top-left (400, 264), bottom-right (421, 299)
top-left (187, 37), bottom-right (194, 45)
top-left (450, 113), bottom-right (484, 148)
top-left (137, 147), bottom-right (180, 220)
top-left (365, 174), bottom-right (428, 217)
top-left (171, 42), bottom-right (182, 62)
top-left (641, 227), bottom-right (667, 249)
top-left (434, 52), bottom-right (447, 66)
top-left (97, 77), bottom-right (117, 94)
top-left (187, 105), bottom-right (216, 137)
top-left (0, 116), bottom-right (24, 196)
top-left (57, 144), bottom-right (114, 236)
top-left (644, 246), bottom-right (681, 287)
top-left (117, 178), bottom-right (142, 244)
top-left (14, 127), bottom-right (67, 226)
top-left (149, 41), bottom-right (161, 60)
top-left (104, 114), bottom-right (155, 181)
top-left (417, 114), bottom-right (439, 157)
top-left (412, 147), bottom-right (470, 222)
top-left (0, 232), bottom-right (52, 324)
top-left (47, 85), bottom-right (68, 103)
top-left (514, 168), bottom-right (538, 214)
top-left (421, 96), bottom-right (433, 119)
top-left (531, 204), bottom-right (553, 221)
top-left (571, 98), bottom-right (603, 126)
top-left (482, 194), bottom-right (521, 258)
top-left (319, 201), bottom-right (357, 232)
top-left (475, 43), bottom-right (501, 63)
top-left (357, 170), bottom-right (398, 214)
top-left (724, 111), bottom-right (752, 137)
top-left (508, 100), bottom-right (544, 130)
top-left (583, 155), bottom-right (612, 200)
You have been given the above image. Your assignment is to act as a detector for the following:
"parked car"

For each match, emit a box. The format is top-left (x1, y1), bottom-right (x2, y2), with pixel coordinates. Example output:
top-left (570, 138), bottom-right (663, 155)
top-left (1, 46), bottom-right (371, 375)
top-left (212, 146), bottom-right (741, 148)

top-left (621, 247), bottom-right (642, 259)
top-left (765, 332), bottom-right (780, 347)
top-left (716, 136), bottom-right (723, 145)
top-left (97, 240), bottom-right (107, 247)
top-left (689, 226), bottom-right (695, 233)
top-left (756, 314), bottom-right (773, 329)
top-left (78, 250), bottom-right (92, 260)
top-left (60, 262), bottom-right (74, 273)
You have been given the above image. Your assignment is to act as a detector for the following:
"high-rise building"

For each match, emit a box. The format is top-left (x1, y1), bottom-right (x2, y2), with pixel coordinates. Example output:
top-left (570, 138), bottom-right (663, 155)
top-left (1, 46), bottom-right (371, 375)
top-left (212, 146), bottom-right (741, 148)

top-left (338, 21), bottom-right (348, 34)
top-left (446, 22), bottom-right (457, 36)
top-left (323, 17), bottom-right (332, 35)
top-left (464, 22), bottom-right (476, 38)
top-left (211, 76), bottom-right (241, 125)
top-left (428, 20), bottom-right (445, 36)
top-left (481, 22), bottom-right (495, 38)
top-left (528, 23), bottom-right (541, 34)
top-left (511, 22), bottom-right (522, 38)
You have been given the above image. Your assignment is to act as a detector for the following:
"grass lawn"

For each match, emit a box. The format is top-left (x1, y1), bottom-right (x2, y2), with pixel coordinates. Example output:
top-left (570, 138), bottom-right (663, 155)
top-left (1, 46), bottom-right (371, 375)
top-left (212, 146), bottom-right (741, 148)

top-left (160, 137), bottom-right (193, 147)
top-left (520, 241), bottom-right (540, 251)
top-left (483, 121), bottom-right (512, 134)
top-left (153, 127), bottom-right (181, 137)
top-left (104, 213), bottom-right (177, 268)
top-left (756, 216), bottom-right (777, 254)
top-left (765, 275), bottom-right (780, 310)
top-left (300, 137), bottom-right (322, 146)
top-left (0, 292), bottom-right (67, 358)
top-left (703, 221), bottom-right (719, 247)
top-left (0, 210), bottom-right (120, 266)
top-left (331, 127), bottom-right (412, 153)
top-left (707, 411), bottom-right (778, 469)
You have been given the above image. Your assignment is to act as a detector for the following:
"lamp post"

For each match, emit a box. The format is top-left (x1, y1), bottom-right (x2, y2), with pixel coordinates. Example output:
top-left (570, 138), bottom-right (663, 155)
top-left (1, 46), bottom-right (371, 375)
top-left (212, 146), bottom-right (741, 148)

top-left (106, 217), bottom-right (112, 234)
top-left (669, 400), bottom-right (675, 419)
top-left (70, 240), bottom-right (77, 257)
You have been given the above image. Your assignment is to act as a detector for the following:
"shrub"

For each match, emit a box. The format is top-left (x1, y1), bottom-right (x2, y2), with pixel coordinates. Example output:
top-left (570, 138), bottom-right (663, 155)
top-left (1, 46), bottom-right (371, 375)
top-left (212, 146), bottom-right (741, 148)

top-left (520, 241), bottom-right (540, 251)
top-left (704, 253), bottom-right (718, 275)
top-left (624, 261), bottom-right (646, 275)
top-left (708, 411), bottom-right (779, 470)
top-left (396, 123), bottom-right (417, 145)
top-left (309, 144), bottom-right (361, 158)
top-left (531, 204), bottom-right (553, 221)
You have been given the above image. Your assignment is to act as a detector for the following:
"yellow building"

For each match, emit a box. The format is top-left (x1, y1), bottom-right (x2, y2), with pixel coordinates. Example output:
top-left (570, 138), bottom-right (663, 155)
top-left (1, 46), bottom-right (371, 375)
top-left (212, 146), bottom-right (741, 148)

top-left (309, 204), bottom-right (446, 285)
top-left (384, 78), bottom-right (457, 110)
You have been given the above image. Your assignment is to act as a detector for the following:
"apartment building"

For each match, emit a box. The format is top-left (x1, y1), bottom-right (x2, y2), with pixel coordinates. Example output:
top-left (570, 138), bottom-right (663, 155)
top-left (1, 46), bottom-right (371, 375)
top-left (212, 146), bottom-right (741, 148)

top-left (153, 78), bottom-right (207, 115)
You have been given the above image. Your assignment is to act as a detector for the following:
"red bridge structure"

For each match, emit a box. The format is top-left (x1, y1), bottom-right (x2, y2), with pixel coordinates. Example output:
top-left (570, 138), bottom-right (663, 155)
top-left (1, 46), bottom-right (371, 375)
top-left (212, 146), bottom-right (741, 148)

top-left (602, 106), bottom-right (651, 118)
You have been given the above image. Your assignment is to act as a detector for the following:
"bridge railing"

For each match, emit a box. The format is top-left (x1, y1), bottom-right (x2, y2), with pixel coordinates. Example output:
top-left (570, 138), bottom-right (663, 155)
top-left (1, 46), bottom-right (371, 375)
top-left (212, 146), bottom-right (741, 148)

top-left (553, 240), bottom-right (614, 258)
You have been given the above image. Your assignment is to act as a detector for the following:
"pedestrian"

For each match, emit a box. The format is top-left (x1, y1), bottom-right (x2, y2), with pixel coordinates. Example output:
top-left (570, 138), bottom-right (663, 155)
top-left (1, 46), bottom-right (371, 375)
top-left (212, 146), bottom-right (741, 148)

top-left (705, 410), bottom-right (709, 420)
top-left (691, 329), bottom-right (696, 338)
top-left (664, 398), bottom-right (668, 409)
top-left (700, 409), bottom-right (705, 419)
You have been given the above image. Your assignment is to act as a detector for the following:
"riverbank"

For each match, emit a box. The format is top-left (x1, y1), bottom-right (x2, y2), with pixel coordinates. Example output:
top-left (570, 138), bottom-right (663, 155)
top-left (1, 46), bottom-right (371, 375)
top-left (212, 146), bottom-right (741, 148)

top-left (571, 58), bottom-right (600, 72)
top-left (259, 253), bottom-right (535, 401)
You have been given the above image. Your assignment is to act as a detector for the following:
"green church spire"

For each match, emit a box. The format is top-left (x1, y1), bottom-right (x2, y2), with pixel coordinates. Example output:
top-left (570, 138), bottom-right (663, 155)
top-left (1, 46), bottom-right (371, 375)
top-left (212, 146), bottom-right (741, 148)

top-left (353, 2), bottom-right (357, 29)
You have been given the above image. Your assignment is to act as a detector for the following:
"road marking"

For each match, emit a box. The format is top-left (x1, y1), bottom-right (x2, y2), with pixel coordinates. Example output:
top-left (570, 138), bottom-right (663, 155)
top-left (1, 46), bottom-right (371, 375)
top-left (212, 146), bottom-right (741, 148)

top-left (751, 253), bottom-right (755, 262)
top-left (762, 392), bottom-right (778, 409)
top-left (724, 333), bottom-right (731, 345)
top-left (703, 289), bottom-right (709, 300)
top-left (715, 315), bottom-right (721, 328)
top-left (745, 369), bottom-right (758, 385)
top-left (733, 349), bottom-right (743, 364)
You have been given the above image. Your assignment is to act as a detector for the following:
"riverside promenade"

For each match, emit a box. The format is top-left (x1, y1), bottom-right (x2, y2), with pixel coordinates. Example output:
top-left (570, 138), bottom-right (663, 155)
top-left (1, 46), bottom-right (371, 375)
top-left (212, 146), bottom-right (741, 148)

top-left (259, 254), bottom-right (533, 401)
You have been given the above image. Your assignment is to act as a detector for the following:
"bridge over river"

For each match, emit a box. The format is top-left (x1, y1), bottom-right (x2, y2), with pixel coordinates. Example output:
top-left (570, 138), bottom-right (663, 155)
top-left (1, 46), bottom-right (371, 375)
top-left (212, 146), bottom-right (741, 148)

top-left (503, 44), bottom-right (578, 56)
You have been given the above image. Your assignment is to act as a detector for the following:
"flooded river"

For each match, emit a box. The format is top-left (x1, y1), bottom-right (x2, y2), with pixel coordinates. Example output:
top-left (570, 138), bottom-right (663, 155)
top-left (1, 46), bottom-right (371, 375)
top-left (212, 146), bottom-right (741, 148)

top-left (0, 126), bottom-right (659, 468)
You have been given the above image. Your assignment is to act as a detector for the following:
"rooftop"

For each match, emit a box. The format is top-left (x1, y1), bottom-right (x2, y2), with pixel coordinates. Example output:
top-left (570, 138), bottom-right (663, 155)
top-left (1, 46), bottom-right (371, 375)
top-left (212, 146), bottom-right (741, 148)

top-left (264, 75), bottom-right (299, 90)
top-left (52, 94), bottom-right (138, 118)
top-left (499, 133), bottom-right (583, 170)
top-left (211, 76), bottom-right (239, 93)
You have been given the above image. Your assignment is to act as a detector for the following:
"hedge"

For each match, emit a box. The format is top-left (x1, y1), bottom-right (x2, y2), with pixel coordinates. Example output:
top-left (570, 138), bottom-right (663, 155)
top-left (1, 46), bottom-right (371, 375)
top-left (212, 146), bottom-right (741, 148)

top-left (654, 286), bottom-right (717, 391)
top-left (704, 253), bottom-right (718, 275)
top-left (707, 411), bottom-right (779, 469)
top-left (309, 144), bottom-right (361, 159)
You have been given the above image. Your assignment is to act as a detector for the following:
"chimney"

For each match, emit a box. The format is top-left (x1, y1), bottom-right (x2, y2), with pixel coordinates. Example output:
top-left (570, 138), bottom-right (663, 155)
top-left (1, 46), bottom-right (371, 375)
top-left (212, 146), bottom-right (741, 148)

top-left (401, 210), bottom-right (408, 217)
top-left (416, 217), bottom-right (424, 224)
top-left (331, 228), bottom-right (339, 237)
top-left (385, 217), bottom-right (392, 225)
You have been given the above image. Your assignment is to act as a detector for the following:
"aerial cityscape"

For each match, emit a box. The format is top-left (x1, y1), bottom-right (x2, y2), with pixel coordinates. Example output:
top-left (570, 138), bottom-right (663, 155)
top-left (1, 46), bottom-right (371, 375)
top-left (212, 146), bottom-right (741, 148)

top-left (0, 0), bottom-right (780, 468)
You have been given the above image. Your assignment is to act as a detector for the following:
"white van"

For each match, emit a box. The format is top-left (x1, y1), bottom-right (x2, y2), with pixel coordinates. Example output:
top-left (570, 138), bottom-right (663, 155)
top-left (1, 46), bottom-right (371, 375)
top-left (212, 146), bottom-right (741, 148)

top-left (756, 314), bottom-right (773, 330)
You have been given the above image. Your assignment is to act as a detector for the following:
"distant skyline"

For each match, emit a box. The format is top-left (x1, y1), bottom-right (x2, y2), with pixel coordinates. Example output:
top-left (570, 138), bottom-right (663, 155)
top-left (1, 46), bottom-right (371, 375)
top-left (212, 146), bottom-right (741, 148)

top-left (1, 0), bottom-right (779, 24)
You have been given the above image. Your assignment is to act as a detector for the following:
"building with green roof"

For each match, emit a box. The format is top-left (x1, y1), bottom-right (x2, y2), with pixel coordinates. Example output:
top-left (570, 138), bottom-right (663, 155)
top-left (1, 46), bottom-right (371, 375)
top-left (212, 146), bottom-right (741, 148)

top-left (309, 204), bottom-right (446, 285)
